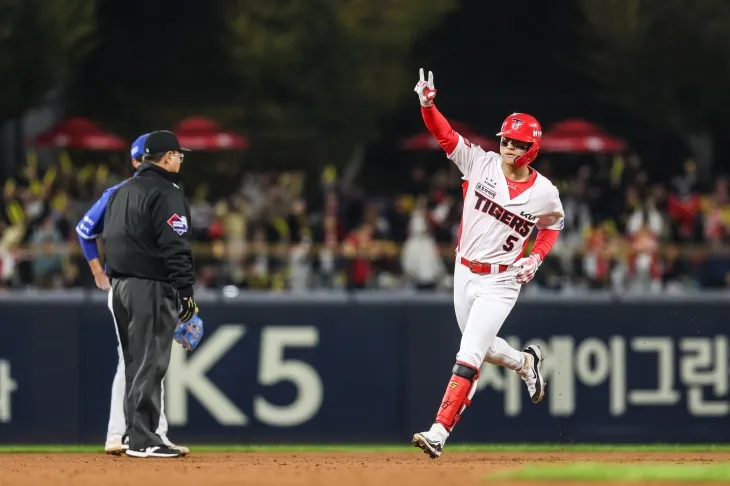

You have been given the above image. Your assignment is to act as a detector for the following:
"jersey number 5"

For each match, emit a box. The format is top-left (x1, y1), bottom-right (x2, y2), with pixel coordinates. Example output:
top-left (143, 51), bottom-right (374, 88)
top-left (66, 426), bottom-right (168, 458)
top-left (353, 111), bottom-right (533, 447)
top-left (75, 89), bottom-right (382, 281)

top-left (503, 235), bottom-right (519, 251)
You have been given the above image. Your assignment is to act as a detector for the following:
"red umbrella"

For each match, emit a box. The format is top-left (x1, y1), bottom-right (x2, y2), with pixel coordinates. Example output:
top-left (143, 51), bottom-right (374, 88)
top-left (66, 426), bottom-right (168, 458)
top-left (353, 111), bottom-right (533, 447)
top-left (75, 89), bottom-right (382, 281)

top-left (399, 120), bottom-right (499, 152)
top-left (173, 116), bottom-right (249, 150)
top-left (30, 117), bottom-right (128, 150)
top-left (541, 119), bottom-right (628, 153)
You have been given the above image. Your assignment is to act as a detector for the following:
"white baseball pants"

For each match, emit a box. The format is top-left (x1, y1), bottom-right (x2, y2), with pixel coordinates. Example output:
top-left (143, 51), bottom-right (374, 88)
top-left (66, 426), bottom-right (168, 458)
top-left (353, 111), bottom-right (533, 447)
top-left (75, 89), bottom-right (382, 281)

top-left (452, 260), bottom-right (526, 372)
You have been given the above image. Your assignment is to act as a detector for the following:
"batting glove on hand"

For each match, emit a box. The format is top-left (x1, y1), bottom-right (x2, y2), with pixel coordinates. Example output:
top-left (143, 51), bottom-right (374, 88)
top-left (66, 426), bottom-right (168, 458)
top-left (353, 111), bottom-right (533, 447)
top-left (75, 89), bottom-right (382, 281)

top-left (514, 254), bottom-right (542, 284)
top-left (414, 68), bottom-right (437, 107)
top-left (178, 296), bottom-right (198, 323)
top-left (174, 312), bottom-right (204, 351)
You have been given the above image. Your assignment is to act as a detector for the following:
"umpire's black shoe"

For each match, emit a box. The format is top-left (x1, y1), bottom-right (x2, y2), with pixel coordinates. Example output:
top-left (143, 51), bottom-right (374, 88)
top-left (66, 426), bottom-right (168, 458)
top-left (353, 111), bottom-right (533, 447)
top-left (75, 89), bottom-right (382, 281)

top-left (125, 445), bottom-right (181, 458)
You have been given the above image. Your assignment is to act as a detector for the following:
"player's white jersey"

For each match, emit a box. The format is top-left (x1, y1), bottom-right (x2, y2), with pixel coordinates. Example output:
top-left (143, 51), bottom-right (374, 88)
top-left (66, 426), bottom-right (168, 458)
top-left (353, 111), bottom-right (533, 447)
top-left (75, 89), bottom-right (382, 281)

top-left (449, 135), bottom-right (564, 265)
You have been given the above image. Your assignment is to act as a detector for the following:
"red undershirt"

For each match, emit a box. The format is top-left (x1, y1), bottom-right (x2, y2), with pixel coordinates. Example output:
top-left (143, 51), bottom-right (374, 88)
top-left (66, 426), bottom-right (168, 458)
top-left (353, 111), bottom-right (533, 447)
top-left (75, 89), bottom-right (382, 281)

top-left (421, 104), bottom-right (559, 261)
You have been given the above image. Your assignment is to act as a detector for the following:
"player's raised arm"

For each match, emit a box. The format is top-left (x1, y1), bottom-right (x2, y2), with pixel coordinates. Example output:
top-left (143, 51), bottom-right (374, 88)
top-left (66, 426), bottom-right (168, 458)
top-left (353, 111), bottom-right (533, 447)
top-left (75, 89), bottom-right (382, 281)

top-left (414, 68), bottom-right (479, 177)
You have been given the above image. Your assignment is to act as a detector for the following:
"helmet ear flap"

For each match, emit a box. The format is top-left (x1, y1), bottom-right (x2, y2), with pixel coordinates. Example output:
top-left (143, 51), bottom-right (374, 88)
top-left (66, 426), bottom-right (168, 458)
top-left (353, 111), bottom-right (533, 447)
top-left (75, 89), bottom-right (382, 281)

top-left (515, 142), bottom-right (539, 167)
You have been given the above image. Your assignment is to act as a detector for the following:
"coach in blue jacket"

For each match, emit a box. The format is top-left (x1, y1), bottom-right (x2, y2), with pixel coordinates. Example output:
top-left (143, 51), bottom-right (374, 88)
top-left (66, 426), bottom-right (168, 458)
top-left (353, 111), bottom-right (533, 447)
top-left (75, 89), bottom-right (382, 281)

top-left (75, 134), bottom-right (189, 457)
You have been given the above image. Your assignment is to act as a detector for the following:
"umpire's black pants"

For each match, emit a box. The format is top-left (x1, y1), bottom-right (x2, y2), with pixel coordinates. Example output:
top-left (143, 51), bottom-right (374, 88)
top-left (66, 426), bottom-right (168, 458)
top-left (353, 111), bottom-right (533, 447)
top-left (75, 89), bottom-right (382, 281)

top-left (110, 277), bottom-right (178, 450)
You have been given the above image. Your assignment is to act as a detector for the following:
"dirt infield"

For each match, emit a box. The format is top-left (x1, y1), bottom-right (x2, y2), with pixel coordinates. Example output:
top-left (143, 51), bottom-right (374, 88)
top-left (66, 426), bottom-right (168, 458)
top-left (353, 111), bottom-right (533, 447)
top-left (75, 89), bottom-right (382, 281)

top-left (1, 451), bottom-right (729, 486)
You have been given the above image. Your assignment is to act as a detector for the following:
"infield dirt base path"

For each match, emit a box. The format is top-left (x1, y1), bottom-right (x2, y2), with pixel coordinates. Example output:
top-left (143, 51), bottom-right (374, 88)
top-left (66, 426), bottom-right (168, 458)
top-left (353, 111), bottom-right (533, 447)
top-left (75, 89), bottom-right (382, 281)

top-left (2, 451), bottom-right (729, 486)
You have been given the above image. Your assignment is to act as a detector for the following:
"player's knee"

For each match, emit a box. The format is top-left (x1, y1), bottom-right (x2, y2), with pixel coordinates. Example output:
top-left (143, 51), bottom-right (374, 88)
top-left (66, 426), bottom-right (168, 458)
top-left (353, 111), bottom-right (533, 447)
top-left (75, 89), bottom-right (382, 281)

top-left (455, 350), bottom-right (483, 370)
top-left (487, 340), bottom-right (498, 355)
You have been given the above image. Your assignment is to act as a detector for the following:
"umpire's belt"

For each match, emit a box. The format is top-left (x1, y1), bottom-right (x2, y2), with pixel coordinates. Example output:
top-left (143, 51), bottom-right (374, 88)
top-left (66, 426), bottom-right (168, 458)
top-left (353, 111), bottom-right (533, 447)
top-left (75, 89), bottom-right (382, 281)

top-left (460, 256), bottom-right (508, 274)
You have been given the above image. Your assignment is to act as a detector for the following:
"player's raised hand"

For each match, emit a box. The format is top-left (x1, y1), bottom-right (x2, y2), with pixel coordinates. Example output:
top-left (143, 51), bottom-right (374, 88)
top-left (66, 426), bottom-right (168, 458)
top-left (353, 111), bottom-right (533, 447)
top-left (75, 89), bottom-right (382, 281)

top-left (514, 254), bottom-right (542, 284)
top-left (414, 68), bottom-right (437, 107)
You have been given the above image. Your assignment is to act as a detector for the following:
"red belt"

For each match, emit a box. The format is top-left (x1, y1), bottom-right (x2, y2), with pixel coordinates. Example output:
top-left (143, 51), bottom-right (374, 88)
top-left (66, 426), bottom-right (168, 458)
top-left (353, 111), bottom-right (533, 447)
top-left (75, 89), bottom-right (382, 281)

top-left (460, 257), bottom-right (508, 274)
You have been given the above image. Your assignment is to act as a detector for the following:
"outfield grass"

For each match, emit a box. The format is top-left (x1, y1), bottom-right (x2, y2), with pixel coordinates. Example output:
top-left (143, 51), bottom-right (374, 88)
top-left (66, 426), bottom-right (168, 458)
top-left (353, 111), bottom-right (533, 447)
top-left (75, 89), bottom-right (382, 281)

top-left (1, 444), bottom-right (730, 453)
top-left (494, 462), bottom-right (730, 482)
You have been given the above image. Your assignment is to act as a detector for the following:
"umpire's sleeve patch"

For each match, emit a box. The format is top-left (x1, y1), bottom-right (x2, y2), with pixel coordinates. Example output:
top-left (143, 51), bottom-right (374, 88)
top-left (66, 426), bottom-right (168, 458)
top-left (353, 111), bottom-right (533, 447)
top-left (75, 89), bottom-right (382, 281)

top-left (167, 214), bottom-right (189, 235)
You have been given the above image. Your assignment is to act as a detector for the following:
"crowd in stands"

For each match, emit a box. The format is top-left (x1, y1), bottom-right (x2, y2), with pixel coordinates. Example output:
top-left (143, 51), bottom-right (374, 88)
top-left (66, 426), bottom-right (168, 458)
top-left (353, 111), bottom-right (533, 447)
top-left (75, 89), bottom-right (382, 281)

top-left (1, 147), bottom-right (729, 294)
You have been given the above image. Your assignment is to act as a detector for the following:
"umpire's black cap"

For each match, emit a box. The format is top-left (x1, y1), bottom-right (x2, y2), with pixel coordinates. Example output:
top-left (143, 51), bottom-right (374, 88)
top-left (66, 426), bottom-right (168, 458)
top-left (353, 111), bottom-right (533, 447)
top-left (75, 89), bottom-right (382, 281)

top-left (143, 130), bottom-right (190, 155)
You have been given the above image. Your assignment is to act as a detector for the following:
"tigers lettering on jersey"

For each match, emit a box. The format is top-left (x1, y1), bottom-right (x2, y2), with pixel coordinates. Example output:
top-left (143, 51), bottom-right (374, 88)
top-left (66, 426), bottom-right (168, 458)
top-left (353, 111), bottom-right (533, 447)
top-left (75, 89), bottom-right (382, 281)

top-left (473, 190), bottom-right (535, 238)
top-left (448, 135), bottom-right (563, 263)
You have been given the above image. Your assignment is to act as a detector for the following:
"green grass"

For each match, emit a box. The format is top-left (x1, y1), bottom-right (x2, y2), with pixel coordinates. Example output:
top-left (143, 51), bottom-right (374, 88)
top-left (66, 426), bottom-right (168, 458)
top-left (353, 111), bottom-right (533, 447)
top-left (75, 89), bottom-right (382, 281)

top-left (493, 462), bottom-right (730, 482)
top-left (1, 444), bottom-right (730, 454)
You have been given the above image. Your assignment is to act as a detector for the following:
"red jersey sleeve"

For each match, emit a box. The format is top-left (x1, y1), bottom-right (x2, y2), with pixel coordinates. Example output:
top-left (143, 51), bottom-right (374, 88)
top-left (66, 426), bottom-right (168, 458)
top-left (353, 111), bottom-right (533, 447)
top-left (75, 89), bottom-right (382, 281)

top-left (531, 229), bottom-right (560, 261)
top-left (421, 105), bottom-right (459, 154)
top-left (421, 105), bottom-right (481, 178)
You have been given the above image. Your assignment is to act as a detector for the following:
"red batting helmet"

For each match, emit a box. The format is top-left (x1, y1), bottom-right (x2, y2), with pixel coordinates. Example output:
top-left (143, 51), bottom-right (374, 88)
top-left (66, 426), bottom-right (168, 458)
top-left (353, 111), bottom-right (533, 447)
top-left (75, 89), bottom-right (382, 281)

top-left (496, 113), bottom-right (542, 167)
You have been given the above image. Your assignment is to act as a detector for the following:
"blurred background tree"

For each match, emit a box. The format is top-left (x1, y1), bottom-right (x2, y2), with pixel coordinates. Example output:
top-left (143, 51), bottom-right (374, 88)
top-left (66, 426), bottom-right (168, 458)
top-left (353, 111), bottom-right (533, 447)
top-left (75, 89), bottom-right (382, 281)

top-left (66, 0), bottom-right (236, 134)
top-left (572, 0), bottom-right (730, 181)
top-left (222, 0), bottom-right (459, 170)
top-left (0, 0), bottom-right (97, 125)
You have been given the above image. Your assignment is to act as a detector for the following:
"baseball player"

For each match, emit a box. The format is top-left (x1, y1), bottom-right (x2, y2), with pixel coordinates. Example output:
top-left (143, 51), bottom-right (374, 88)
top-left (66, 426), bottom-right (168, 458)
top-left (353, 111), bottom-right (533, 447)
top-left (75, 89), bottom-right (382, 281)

top-left (76, 134), bottom-right (189, 456)
top-left (410, 69), bottom-right (564, 458)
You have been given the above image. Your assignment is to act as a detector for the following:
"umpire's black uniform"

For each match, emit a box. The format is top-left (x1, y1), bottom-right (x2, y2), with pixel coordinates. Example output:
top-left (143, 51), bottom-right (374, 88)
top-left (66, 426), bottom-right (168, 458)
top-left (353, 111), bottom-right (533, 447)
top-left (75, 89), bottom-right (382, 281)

top-left (102, 130), bottom-right (196, 458)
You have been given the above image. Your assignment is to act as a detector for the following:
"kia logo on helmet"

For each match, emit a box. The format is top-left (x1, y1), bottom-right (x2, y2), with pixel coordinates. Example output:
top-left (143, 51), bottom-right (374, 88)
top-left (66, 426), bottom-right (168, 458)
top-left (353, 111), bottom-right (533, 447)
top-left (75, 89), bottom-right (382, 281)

top-left (533, 130), bottom-right (542, 137)
top-left (511, 119), bottom-right (524, 130)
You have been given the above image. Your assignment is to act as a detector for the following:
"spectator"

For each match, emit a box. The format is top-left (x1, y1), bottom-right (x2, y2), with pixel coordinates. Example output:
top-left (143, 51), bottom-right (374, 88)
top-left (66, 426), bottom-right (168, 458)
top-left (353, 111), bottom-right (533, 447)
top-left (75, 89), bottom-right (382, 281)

top-left (190, 184), bottom-right (215, 241)
top-left (342, 222), bottom-right (378, 290)
top-left (288, 234), bottom-right (313, 292)
top-left (0, 180), bottom-right (26, 257)
top-left (702, 177), bottom-right (730, 245)
top-left (626, 195), bottom-right (664, 237)
top-left (401, 213), bottom-right (446, 290)
top-left (0, 242), bottom-right (18, 288)
top-left (626, 222), bottom-right (662, 293)
top-left (386, 195), bottom-right (411, 243)
top-left (30, 216), bottom-right (64, 288)
top-left (666, 161), bottom-right (703, 242)
top-left (560, 178), bottom-right (592, 254)
top-left (580, 221), bottom-right (616, 289)
top-left (243, 226), bottom-right (282, 290)
top-left (430, 191), bottom-right (457, 244)
top-left (661, 244), bottom-right (694, 292)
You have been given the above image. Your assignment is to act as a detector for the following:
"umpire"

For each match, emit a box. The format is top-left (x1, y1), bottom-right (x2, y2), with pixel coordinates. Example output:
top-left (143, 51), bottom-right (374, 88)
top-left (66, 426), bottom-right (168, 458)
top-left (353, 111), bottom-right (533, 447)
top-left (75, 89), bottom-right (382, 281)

top-left (102, 130), bottom-right (197, 459)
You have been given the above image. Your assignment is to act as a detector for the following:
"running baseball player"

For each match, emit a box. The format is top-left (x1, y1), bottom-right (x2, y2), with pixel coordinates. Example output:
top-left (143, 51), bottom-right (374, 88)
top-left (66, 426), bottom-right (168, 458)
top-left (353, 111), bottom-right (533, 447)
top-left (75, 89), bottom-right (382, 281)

top-left (76, 134), bottom-right (189, 456)
top-left (411, 69), bottom-right (564, 458)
